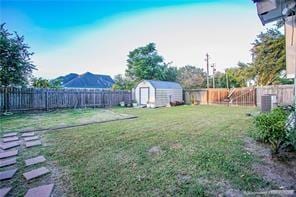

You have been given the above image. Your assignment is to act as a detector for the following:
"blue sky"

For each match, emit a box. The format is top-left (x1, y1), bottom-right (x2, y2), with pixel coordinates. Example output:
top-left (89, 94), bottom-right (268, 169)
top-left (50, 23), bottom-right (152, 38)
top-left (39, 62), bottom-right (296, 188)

top-left (0, 0), bottom-right (269, 78)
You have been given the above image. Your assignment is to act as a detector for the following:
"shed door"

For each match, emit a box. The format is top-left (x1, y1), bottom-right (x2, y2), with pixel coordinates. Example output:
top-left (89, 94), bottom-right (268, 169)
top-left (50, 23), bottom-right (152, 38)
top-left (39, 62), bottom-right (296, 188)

top-left (140, 87), bottom-right (149, 105)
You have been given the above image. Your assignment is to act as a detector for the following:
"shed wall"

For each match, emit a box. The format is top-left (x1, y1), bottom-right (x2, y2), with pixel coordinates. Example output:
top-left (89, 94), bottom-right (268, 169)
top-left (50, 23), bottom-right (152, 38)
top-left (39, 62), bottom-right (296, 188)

top-left (135, 81), bottom-right (155, 105)
top-left (155, 88), bottom-right (183, 107)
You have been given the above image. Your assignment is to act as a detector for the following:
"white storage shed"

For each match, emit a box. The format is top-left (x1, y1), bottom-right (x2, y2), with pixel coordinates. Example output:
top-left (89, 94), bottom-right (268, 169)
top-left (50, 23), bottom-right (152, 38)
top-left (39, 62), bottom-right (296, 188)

top-left (134, 80), bottom-right (183, 107)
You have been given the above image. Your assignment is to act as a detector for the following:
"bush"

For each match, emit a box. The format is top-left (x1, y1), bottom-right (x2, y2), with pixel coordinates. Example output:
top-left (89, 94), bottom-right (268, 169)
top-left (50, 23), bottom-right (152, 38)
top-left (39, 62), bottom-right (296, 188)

top-left (253, 107), bottom-right (288, 154)
top-left (286, 111), bottom-right (296, 150)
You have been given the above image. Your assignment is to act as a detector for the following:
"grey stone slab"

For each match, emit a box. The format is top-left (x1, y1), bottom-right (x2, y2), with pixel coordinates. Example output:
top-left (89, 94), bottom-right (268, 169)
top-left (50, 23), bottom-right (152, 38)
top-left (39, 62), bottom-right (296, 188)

top-left (25, 156), bottom-right (46, 167)
top-left (0, 187), bottom-right (12, 197)
top-left (24, 184), bottom-right (54, 197)
top-left (0, 150), bottom-right (18, 159)
top-left (21, 132), bottom-right (35, 137)
top-left (2, 136), bottom-right (19, 143)
top-left (23, 167), bottom-right (50, 181)
top-left (3, 133), bottom-right (17, 138)
top-left (0, 157), bottom-right (16, 168)
top-left (0, 141), bottom-right (20, 150)
top-left (24, 136), bottom-right (39, 142)
top-left (0, 168), bottom-right (17, 180)
top-left (25, 140), bottom-right (42, 148)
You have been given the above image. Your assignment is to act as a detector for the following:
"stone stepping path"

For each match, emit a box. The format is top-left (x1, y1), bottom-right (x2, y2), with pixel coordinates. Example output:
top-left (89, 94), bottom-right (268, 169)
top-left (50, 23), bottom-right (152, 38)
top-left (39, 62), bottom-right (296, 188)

top-left (3, 133), bottom-right (17, 138)
top-left (25, 140), bottom-right (42, 148)
top-left (23, 167), bottom-right (50, 181)
top-left (0, 168), bottom-right (17, 181)
top-left (21, 132), bottom-right (35, 137)
top-left (0, 187), bottom-right (12, 197)
top-left (0, 157), bottom-right (16, 168)
top-left (25, 156), bottom-right (46, 167)
top-left (0, 141), bottom-right (20, 150)
top-left (0, 132), bottom-right (55, 195)
top-left (0, 150), bottom-right (18, 159)
top-left (24, 184), bottom-right (54, 197)
top-left (24, 136), bottom-right (39, 142)
top-left (2, 136), bottom-right (19, 143)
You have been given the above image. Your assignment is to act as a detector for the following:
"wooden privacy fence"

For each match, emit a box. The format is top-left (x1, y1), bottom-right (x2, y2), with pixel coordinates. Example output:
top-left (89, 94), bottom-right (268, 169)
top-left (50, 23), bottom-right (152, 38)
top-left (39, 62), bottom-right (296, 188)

top-left (0, 87), bottom-right (132, 112)
top-left (185, 85), bottom-right (294, 107)
top-left (256, 85), bottom-right (294, 107)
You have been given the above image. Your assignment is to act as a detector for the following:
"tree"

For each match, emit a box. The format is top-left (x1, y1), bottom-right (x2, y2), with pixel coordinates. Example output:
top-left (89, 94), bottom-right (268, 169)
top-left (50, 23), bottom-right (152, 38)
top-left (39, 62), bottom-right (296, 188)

top-left (125, 43), bottom-right (176, 82)
top-left (0, 23), bottom-right (36, 87)
top-left (31, 77), bottom-right (62, 88)
top-left (250, 28), bottom-right (286, 86)
top-left (177, 65), bottom-right (206, 89)
top-left (112, 74), bottom-right (134, 90)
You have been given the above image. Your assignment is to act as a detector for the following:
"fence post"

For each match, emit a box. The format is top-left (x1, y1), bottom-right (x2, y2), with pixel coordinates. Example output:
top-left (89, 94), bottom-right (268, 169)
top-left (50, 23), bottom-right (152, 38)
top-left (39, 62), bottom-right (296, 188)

top-left (45, 89), bottom-right (49, 111)
top-left (4, 87), bottom-right (9, 112)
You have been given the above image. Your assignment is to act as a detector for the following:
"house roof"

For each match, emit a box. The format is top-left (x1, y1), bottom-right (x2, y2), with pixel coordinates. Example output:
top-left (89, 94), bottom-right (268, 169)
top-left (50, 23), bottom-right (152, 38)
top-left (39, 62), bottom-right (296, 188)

top-left (145, 80), bottom-right (182, 89)
top-left (63, 72), bottom-right (114, 89)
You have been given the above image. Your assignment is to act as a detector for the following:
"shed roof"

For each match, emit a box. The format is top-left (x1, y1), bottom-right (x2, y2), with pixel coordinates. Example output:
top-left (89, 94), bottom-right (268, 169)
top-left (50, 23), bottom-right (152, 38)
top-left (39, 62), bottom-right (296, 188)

top-left (146, 80), bottom-right (182, 89)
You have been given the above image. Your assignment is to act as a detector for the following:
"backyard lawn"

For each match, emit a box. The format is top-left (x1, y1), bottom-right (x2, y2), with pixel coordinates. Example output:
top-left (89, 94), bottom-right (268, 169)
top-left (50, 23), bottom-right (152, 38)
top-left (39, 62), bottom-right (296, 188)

top-left (1, 105), bottom-right (274, 196)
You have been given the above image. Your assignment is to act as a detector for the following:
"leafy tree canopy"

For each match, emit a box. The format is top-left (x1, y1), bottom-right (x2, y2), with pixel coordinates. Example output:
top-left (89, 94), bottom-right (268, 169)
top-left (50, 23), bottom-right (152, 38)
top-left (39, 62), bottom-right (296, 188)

top-left (250, 28), bottom-right (286, 86)
top-left (177, 65), bottom-right (206, 89)
top-left (0, 23), bottom-right (36, 87)
top-left (112, 74), bottom-right (134, 90)
top-left (125, 43), bottom-right (177, 82)
top-left (31, 77), bottom-right (62, 88)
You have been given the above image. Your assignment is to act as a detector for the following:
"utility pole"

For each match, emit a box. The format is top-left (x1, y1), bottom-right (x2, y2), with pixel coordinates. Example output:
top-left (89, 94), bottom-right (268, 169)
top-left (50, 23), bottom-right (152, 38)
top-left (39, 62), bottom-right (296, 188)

top-left (205, 53), bottom-right (210, 89)
top-left (211, 63), bottom-right (216, 88)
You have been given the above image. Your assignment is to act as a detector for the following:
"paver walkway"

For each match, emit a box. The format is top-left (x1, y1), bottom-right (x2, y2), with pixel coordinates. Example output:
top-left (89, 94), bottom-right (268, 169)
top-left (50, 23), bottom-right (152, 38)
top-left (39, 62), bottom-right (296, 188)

top-left (3, 133), bottom-right (17, 138)
top-left (25, 156), bottom-right (46, 167)
top-left (0, 141), bottom-right (20, 150)
top-left (24, 136), bottom-right (39, 142)
top-left (0, 131), bottom-right (55, 196)
top-left (2, 136), bottom-right (19, 142)
top-left (0, 187), bottom-right (12, 197)
top-left (0, 150), bottom-right (18, 159)
top-left (25, 140), bottom-right (42, 148)
top-left (0, 168), bottom-right (17, 181)
top-left (21, 132), bottom-right (35, 137)
top-left (24, 184), bottom-right (54, 197)
top-left (23, 167), bottom-right (50, 181)
top-left (0, 157), bottom-right (16, 168)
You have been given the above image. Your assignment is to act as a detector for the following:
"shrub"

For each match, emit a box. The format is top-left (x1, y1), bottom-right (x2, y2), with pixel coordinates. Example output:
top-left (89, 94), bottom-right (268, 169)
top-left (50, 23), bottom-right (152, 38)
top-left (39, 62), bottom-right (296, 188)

top-left (286, 111), bottom-right (296, 150)
top-left (253, 107), bottom-right (288, 154)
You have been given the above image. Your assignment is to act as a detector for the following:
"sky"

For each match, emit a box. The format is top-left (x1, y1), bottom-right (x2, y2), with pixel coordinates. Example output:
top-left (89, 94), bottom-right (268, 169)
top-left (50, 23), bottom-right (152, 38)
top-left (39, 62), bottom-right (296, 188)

top-left (0, 0), bottom-right (271, 79)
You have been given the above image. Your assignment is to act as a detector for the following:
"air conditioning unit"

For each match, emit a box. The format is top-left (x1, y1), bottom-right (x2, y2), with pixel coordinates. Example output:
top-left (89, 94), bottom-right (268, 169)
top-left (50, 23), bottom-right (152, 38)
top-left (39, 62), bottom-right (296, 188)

top-left (261, 94), bottom-right (277, 112)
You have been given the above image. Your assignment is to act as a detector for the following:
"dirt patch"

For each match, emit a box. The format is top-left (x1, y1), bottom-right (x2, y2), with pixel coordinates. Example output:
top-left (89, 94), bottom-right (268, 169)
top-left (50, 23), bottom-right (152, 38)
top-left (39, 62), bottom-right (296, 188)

top-left (170, 143), bottom-right (183, 150)
top-left (244, 137), bottom-right (296, 190)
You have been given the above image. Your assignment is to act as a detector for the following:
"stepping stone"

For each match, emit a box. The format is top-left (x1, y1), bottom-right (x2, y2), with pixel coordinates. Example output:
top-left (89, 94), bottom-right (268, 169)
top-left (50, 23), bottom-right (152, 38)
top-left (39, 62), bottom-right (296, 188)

top-left (0, 187), bottom-right (12, 197)
top-left (25, 140), bottom-right (42, 148)
top-left (2, 136), bottom-right (19, 143)
top-left (0, 141), bottom-right (20, 150)
top-left (24, 136), bottom-right (39, 142)
top-left (25, 156), bottom-right (46, 167)
top-left (23, 167), bottom-right (50, 181)
top-left (22, 132), bottom-right (35, 137)
top-left (24, 184), bottom-right (54, 197)
top-left (0, 150), bottom-right (18, 159)
top-left (0, 157), bottom-right (16, 168)
top-left (0, 168), bottom-right (17, 180)
top-left (3, 133), bottom-right (17, 138)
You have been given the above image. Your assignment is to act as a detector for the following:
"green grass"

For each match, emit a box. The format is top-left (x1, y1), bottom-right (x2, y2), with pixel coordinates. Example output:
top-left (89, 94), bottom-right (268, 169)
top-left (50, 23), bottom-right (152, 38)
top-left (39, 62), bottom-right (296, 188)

top-left (0, 108), bottom-right (133, 133)
top-left (1, 105), bottom-right (271, 196)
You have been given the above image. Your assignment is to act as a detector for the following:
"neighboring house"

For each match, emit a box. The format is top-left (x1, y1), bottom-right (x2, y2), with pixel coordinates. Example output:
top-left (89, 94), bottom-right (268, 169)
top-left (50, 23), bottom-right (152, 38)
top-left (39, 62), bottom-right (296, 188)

top-left (134, 80), bottom-right (183, 108)
top-left (58, 72), bottom-right (114, 89)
